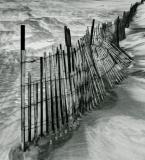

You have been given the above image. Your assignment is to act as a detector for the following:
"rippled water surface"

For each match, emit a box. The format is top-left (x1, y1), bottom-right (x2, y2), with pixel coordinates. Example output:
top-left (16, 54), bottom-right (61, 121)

top-left (0, 0), bottom-right (143, 160)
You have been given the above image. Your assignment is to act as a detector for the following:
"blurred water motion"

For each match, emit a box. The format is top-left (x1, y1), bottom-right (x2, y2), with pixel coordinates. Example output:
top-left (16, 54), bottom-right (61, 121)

top-left (0, 0), bottom-right (144, 160)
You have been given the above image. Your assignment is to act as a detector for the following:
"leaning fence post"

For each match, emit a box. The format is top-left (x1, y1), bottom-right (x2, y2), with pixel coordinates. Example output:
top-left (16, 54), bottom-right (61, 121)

top-left (21, 25), bottom-right (26, 151)
top-left (90, 19), bottom-right (95, 45)
top-left (40, 57), bottom-right (43, 136)
top-left (64, 26), bottom-right (72, 74)
top-left (28, 72), bottom-right (32, 142)
top-left (123, 11), bottom-right (127, 28)
top-left (64, 26), bottom-right (73, 104)
top-left (115, 16), bottom-right (120, 46)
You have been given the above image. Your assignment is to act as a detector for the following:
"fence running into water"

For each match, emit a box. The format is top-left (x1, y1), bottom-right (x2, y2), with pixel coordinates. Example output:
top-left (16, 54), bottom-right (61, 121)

top-left (20, 0), bottom-right (144, 152)
top-left (20, 24), bottom-right (132, 151)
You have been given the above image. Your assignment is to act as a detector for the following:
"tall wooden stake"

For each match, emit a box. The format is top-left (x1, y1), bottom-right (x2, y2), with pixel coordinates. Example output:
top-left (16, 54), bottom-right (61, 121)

top-left (90, 19), bottom-right (95, 45)
top-left (21, 25), bottom-right (26, 151)
top-left (64, 26), bottom-right (72, 74)
top-left (116, 16), bottom-right (120, 47)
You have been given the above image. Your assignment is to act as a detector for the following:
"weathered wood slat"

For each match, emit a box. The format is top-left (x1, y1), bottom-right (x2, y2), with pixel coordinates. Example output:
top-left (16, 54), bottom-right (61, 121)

top-left (55, 77), bottom-right (60, 130)
top-left (40, 57), bottom-right (43, 136)
top-left (44, 53), bottom-right (49, 134)
top-left (49, 54), bottom-right (55, 133)
top-left (28, 73), bottom-right (32, 142)
top-left (57, 48), bottom-right (64, 126)
top-left (34, 83), bottom-right (38, 143)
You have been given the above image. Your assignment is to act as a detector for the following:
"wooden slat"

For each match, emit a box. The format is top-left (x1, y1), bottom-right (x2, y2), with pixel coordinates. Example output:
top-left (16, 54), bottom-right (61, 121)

top-left (28, 72), bottom-right (32, 142)
top-left (44, 53), bottom-right (49, 134)
top-left (40, 57), bottom-right (43, 136)
top-left (34, 83), bottom-right (38, 143)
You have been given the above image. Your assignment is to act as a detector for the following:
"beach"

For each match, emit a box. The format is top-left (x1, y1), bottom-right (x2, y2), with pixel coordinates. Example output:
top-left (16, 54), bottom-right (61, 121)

top-left (0, 0), bottom-right (145, 160)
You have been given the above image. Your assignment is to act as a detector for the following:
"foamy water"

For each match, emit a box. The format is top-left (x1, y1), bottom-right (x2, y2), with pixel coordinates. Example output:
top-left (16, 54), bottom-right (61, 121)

top-left (0, 0), bottom-right (144, 160)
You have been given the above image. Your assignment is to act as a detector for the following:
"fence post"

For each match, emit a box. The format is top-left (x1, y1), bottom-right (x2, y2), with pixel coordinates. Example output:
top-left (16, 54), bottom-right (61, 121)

top-left (40, 57), bottom-right (43, 136)
top-left (123, 11), bottom-right (127, 28)
top-left (28, 72), bottom-right (32, 142)
top-left (90, 19), bottom-right (95, 45)
top-left (115, 16), bottom-right (120, 46)
top-left (64, 27), bottom-right (73, 119)
top-left (49, 54), bottom-right (55, 133)
top-left (64, 26), bottom-right (72, 74)
top-left (21, 25), bottom-right (26, 151)
top-left (44, 52), bottom-right (49, 134)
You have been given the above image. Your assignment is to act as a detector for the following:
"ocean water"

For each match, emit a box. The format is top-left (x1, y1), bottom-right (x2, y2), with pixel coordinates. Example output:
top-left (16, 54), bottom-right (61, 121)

top-left (0, 0), bottom-right (143, 160)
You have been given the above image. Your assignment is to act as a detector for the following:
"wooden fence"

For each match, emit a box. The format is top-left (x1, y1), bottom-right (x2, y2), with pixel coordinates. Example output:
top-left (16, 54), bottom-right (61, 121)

top-left (20, 0), bottom-right (145, 152)
top-left (20, 19), bottom-right (133, 151)
top-left (99, 0), bottom-right (144, 46)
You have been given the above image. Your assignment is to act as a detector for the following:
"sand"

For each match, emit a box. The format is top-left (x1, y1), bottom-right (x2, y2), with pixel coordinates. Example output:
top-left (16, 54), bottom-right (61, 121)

top-left (38, 3), bottom-right (145, 160)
